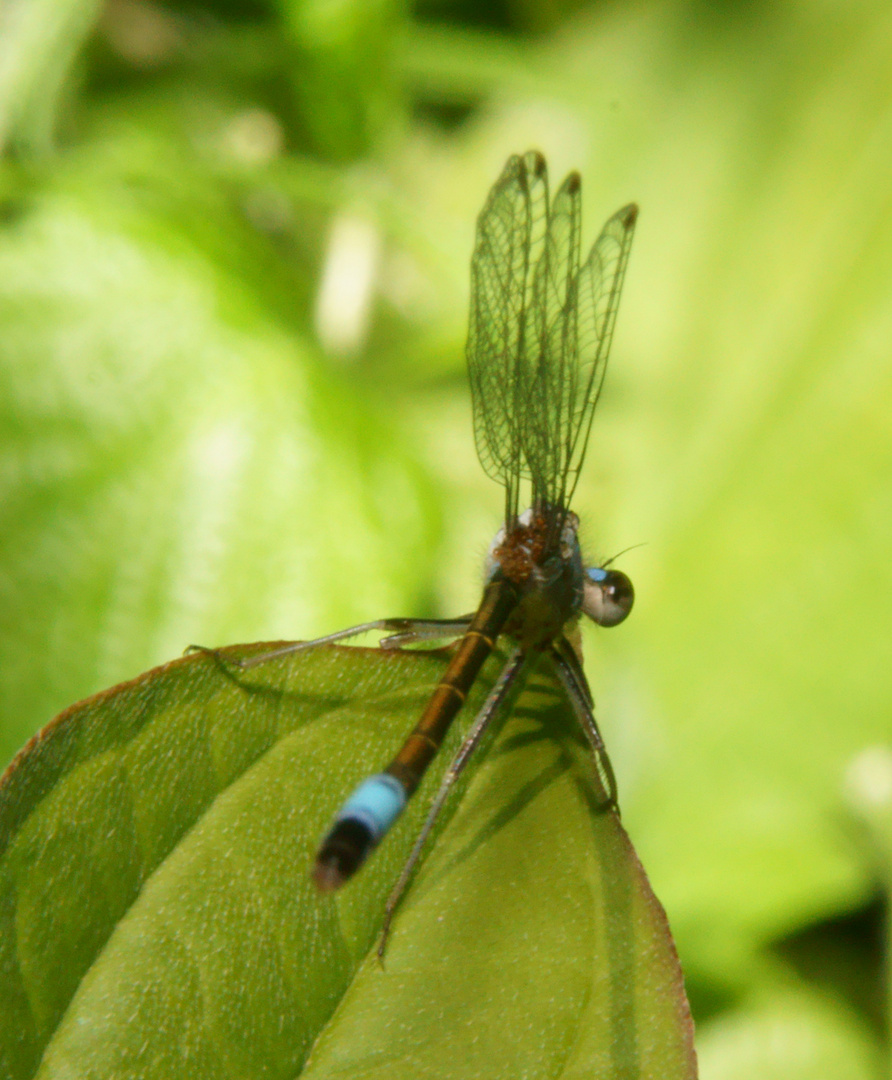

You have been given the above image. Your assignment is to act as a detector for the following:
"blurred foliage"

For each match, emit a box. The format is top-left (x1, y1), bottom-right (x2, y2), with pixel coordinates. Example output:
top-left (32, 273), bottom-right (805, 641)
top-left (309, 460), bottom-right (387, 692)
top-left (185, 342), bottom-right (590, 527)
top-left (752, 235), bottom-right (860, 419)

top-left (1, 0), bottom-right (891, 1075)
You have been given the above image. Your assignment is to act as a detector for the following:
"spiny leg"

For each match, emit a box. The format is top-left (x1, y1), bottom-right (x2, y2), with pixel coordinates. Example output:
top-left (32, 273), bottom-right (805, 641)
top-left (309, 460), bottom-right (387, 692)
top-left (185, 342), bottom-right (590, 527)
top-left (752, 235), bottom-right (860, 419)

top-left (188, 616), bottom-right (473, 671)
top-left (377, 647), bottom-right (526, 958)
top-left (379, 617), bottom-right (474, 648)
top-left (550, 638), bottom-right (618, 810)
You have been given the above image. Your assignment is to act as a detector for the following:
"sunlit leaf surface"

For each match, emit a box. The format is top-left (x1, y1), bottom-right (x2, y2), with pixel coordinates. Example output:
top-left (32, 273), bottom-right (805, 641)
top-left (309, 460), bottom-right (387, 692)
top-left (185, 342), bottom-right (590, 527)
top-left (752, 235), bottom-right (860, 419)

top-left (0, 645), bottom-right (695, 1079)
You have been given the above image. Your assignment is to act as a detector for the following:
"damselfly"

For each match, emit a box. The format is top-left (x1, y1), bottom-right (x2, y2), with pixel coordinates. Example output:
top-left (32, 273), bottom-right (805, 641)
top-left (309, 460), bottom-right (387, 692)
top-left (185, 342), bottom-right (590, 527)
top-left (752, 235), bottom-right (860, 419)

top-left (239, 151), bottom-right (637, 952)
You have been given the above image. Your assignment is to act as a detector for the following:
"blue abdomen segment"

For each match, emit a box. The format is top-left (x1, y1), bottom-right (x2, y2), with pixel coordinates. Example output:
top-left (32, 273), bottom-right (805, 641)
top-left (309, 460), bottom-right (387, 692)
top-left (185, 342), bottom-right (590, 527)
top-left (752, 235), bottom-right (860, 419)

top-left (336, 773), bottom-right (407, 844)
top-left (313, 773), bottom-right (408, 892)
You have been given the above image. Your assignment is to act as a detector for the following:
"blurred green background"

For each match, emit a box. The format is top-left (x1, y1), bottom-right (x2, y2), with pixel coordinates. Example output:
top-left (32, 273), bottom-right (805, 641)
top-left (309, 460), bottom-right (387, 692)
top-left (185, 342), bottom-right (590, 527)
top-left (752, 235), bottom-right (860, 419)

top-left (1, 0), bottom-right (891, 1074)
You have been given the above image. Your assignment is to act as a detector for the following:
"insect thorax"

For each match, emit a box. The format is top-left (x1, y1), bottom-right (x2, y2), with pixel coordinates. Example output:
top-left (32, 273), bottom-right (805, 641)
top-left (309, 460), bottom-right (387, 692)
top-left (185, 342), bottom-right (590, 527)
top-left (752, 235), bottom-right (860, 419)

top-left (485, 507), bottom-right (585, 648)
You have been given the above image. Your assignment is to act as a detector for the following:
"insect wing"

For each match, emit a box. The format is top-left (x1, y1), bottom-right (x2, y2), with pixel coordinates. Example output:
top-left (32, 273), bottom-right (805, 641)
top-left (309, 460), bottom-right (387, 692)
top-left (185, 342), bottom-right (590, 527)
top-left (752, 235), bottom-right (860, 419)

top-left (467, 151), bottom-right (549, 518)
top-left (560, 201), bottom-right (637, 506)
top-left (466, 151), bottom-right (637, 517)
top-left (526, 168), bottom-right (583, 507)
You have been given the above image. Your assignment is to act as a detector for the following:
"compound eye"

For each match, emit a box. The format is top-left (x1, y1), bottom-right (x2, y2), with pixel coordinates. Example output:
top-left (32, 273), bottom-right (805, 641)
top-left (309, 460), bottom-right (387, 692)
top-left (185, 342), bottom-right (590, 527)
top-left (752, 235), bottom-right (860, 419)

top-left (583, 568), bottom-right (634, 627)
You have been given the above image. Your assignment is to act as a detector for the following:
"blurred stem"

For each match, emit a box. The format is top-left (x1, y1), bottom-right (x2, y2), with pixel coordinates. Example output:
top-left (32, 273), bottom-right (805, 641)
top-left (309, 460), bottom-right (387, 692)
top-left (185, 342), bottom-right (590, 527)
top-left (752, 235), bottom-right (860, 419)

top-left (397, 24), bottom-right (545, 101)
top-left (0, 0), bottom-right (103, 155)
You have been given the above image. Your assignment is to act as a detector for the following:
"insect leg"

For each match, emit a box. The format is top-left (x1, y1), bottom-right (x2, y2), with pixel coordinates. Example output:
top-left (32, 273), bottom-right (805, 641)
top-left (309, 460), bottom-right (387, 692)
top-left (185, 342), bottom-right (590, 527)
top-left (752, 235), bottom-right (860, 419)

top-left (550, 638), bottom-right (618, 810)
top-left (377, 646), bottom-right (526, 957)
top-left (188, 615), bottom-right (472, 671)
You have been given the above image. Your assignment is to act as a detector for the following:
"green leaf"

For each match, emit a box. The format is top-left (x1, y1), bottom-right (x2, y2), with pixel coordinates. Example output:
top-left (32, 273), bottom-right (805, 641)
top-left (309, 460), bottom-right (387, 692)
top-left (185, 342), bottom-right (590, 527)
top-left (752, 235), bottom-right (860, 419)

top-left (696, 982), bottom-right (881, 1080)
top-left (1, 644), bottom-right (695, 1079)
top-left (0, 153), bottom-right (440, 770)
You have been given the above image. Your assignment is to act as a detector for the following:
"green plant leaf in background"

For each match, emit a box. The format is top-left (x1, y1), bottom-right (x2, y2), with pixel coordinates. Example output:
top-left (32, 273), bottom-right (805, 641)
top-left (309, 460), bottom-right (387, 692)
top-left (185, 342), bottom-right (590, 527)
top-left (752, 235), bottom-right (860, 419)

top-left (0, 644), bottom-right (696, 1078)
top-left (0, 143), bottom-right (441, 771)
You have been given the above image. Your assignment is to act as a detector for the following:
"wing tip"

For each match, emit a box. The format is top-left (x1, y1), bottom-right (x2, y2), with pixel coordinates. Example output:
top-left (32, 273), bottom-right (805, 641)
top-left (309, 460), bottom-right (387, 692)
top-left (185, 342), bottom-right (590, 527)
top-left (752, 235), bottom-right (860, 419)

top-left (520, 149), bottom-right (547, 182)
top-left (619, 202), bottom-right (639, 227)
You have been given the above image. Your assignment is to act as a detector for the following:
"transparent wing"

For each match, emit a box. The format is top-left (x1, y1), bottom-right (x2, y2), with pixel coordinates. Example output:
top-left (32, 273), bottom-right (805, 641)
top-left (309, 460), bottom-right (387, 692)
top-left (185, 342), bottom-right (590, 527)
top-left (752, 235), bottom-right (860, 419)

top-left (526, 168), bottom-right (582, 508)
top-left (466, 151), bottom-right (637, 518)
top-left (558, 200), bottom-right (637, 507)
top-left (466, 151), bottom-right (548, 518)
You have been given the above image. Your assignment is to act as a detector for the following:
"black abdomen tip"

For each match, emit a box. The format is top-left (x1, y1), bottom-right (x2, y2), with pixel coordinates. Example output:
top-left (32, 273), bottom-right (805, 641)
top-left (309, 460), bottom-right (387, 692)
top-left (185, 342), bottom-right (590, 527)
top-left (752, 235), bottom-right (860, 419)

top-left (312, 818), bottom-right (374, 893)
